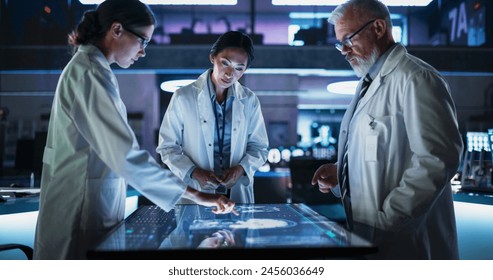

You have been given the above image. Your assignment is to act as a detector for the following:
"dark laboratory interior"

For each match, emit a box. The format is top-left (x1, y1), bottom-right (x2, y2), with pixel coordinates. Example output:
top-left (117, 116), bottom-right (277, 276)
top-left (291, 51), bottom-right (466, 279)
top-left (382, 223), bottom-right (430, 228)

top-left (0, 0), bottom-right (492, 260)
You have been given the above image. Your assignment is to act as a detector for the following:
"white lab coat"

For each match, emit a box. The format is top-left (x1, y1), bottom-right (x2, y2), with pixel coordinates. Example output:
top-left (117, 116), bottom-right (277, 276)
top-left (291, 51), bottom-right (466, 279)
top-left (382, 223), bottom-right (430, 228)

top-left (337, 44), bottom-right (463, 259)
top-left (34, 45), bottom-right (186, 260)
top-left (157, 70), bottom-right (268, 203)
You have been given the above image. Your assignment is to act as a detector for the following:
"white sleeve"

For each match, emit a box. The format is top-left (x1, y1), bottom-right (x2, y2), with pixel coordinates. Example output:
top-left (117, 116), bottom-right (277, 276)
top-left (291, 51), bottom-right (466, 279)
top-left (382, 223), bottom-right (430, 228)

top-left (69, 69), bottom-right (185, 211)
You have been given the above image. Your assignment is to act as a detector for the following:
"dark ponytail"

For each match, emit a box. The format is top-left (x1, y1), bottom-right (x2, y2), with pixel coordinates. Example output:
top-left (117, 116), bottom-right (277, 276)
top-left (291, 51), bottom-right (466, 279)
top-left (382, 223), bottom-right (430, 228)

top-left (68, 10), bottom-right (103, 46)
top-left (68, 0), bottom-right (155, 51)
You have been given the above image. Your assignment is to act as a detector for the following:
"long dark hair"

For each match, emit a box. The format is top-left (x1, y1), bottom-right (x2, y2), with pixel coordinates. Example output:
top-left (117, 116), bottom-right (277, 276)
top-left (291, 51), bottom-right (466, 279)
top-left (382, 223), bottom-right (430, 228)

top-left (68, 0), bottom-right (155, 49)
top-left (210, 31), bottom-right (255, 67)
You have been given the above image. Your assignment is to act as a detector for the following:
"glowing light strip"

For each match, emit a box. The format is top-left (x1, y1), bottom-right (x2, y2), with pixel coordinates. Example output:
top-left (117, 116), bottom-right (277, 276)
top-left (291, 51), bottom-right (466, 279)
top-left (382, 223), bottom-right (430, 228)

top-left (289, 12), bottom-right (331, 19)
top-left (3, 69), bottom-right (491, 77)
top-left (247, 68), bottom-right (356, 77)
top-left (273, 0), bottom-right (433, 6)
top-left (160, 79), bottom-right (195, 93)
top-left (289, 13), bottom-right (404, 20)
top-left (326, 80), bottom-right (359, 95)
top-left (79, 0), bottom-right (237, 5)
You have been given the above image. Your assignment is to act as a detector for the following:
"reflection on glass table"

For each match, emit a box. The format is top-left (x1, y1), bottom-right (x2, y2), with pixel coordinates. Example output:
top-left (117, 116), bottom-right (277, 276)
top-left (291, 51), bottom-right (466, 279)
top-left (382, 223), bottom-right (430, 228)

top-left (88, 203), bottom-right (376, 259)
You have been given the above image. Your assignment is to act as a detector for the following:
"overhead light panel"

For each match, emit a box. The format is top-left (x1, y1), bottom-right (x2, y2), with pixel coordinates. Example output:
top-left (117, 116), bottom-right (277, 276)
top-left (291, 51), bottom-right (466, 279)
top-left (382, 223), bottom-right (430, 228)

top-left (160, 79), bottom-right (195, 93)
top-left (247, 68), bottom-right (355, 77)
top-left (289, 12), bottom-right (331, 19)
top-left (79, 0), bottom-right (237, 5)
top-left (326, 80), bottom-right (358, 95)
top-left (273, 0), bottom-right (433, 6)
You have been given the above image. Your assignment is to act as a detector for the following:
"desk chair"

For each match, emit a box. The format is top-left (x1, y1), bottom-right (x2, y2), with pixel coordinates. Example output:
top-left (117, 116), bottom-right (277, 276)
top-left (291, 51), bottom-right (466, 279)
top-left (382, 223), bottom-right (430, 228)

top-left (289, 157), bottom-right (346, 223)
top-left (0, 243), bottom-right (33, 260)
top-left (289, 157), bottom-right (336, 203)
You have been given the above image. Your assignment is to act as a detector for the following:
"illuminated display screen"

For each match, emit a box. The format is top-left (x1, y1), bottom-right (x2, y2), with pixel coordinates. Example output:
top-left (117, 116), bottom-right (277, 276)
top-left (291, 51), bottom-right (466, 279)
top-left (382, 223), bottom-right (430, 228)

top-left (89, 203), bottom-right (376, 259)
top-left (489, 129), bottom-right (493, 159)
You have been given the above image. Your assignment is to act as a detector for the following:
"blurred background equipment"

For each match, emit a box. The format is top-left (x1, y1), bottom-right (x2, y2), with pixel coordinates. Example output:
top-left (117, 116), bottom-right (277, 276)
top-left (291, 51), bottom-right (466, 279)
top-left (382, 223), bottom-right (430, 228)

top-left (460, 131), bottom-right (493, 192)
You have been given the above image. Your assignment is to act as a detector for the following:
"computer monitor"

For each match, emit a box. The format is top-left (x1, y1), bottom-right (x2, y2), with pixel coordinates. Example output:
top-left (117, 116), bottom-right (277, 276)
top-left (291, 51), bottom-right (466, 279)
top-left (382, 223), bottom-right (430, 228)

top-left (461, 131), bottom-right (492, 189)
top-left (88, 203), bottom-right (375, 259)
top-left (466, 131), bottom-right (491, 153)
top-left (489, 129), bottom-right (493, 160)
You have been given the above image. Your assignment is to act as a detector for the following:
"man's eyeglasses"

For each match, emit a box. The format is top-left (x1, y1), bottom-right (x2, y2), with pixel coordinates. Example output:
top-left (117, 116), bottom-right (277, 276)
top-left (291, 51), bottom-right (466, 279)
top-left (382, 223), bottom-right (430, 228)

top-left (124, 27), bottom-right (150, 49)
top-left (334, 19), bottom-right (377, 52)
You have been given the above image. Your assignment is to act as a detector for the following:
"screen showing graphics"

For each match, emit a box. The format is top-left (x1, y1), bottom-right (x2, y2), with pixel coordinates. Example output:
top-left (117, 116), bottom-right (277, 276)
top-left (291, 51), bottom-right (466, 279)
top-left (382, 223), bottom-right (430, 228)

top-left (89, 203), bottom-right (376, 259)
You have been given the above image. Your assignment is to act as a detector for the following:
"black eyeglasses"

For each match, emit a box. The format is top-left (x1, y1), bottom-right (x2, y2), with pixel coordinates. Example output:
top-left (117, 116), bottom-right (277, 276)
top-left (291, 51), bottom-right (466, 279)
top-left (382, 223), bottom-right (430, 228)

top-left (123, 27), bottom-right (150, 49)
top-left (335, 19), bottom-right (377, 52)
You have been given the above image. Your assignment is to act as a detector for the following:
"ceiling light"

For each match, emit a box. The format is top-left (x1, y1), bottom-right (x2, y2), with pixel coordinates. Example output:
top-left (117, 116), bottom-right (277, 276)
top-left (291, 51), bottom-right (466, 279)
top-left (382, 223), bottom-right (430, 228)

top-left (247, 68), bottom-right (355, 77)
top-left (326, 80), bottom-right (358, 95)
top-left (289, 12), bottom-right (331, 19)
top-left (273, 0), bottom-right (433, 6)
top-left (160, 79), bottom-right (195, 93)
top-left (79, 0), bottom-right (237, 5)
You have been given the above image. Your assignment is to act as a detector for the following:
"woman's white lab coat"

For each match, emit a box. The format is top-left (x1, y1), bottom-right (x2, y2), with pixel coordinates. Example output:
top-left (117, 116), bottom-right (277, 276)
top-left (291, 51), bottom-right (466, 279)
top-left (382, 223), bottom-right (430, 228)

top-left (34, 45), bottom-right (186, 260)
top-left (337, 44), bottom-right (463, 259)
top-left (157, 70), bottom-right (268, 203)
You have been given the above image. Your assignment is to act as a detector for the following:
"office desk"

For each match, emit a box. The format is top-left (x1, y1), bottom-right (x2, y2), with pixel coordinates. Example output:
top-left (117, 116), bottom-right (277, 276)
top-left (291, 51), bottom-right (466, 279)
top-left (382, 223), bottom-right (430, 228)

top-left (88, 203), bottom-right (376, 260)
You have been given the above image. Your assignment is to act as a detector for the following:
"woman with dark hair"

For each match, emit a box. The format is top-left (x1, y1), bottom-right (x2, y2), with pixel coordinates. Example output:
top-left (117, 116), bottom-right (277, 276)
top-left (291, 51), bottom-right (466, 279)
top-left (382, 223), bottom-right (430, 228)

top-left (157, 31), bottom-right (269, 203)
top-left (34, 0), bottom-right (235, 260)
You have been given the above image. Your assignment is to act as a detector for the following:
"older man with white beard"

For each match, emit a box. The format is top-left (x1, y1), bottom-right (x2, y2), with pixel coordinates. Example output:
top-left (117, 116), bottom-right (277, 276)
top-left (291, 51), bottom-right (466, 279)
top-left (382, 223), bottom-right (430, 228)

top-left (311, 0), bottom-right (463, 259)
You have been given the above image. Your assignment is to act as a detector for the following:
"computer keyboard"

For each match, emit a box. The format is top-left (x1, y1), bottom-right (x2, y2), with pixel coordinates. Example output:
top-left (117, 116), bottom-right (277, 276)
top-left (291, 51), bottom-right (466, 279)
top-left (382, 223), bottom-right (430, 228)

top-left (126, 205), bottom-right (175, 227)
top-left (96, 205), bottom-right (177, 250)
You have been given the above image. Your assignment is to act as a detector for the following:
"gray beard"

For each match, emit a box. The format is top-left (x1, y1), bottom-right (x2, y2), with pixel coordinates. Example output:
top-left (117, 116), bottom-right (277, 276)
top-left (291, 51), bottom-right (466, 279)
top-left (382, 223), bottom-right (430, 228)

top-left (352, 48), bottom-right (379, 78)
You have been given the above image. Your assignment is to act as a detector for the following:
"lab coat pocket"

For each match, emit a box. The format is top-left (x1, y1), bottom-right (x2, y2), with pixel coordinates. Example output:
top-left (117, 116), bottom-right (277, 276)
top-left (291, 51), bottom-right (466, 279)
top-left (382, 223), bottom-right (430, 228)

top-left (363, 114), bottom-right (392, 163)
top-left (365, 134), bottom-right (378, 162)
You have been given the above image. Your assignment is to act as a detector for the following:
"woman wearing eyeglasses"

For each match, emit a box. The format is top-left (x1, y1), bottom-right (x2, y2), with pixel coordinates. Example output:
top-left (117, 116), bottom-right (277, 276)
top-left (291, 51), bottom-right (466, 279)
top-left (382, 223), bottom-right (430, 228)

top-left (34, 0), bottom-right (235, 260)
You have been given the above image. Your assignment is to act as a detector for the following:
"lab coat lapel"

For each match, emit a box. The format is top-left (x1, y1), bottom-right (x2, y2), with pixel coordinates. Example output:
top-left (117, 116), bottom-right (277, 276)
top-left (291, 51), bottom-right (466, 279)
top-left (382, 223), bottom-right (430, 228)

top-left (353, 44), bottom-right (405, 115)
top-left (197, 85), bottom-right (215, 169)
top-left (337, 44), bottom-right (406, 193)
top-left (230, 83), bottom-right (245, 165)
top-left (353, 76), bottom-right (382, 115)
top-left (337, 88), bottom-right (360, 176)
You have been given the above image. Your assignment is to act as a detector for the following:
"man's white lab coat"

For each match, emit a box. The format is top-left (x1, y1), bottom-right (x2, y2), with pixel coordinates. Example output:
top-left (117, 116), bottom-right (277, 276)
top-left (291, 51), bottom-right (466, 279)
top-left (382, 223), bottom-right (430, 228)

top-left (337, 44), bottom-right (463, 259)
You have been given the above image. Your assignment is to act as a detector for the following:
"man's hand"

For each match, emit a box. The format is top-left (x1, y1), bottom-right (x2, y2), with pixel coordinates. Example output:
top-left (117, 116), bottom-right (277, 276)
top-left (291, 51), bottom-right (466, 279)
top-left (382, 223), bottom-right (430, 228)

top-left (311, 163), bottom-right (338, 193)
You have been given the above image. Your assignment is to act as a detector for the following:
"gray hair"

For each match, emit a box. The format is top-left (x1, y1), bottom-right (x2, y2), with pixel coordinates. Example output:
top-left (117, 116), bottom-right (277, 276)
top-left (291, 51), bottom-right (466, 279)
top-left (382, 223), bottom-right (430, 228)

top-left (328, 0), bottom-right (392, 29)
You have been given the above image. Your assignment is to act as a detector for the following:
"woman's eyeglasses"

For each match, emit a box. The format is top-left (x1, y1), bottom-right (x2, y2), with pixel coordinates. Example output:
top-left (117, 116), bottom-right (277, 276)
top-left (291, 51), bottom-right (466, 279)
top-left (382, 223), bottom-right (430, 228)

top-left (123, 27), bottom-right (150, 49)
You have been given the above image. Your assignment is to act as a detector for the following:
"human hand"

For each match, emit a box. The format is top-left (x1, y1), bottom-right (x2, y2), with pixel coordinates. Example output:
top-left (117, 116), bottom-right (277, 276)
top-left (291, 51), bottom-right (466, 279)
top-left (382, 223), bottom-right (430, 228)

top-left (184, 187), bottom-right (239, 215)
top-left (311, 163), bottom-right (338, 193)
top-left (197, 230), bottom-right (236, 248)
top-left (191, 167), bottom-right (222, 190)
top-left (219, 165), bottom-right (245, 189)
